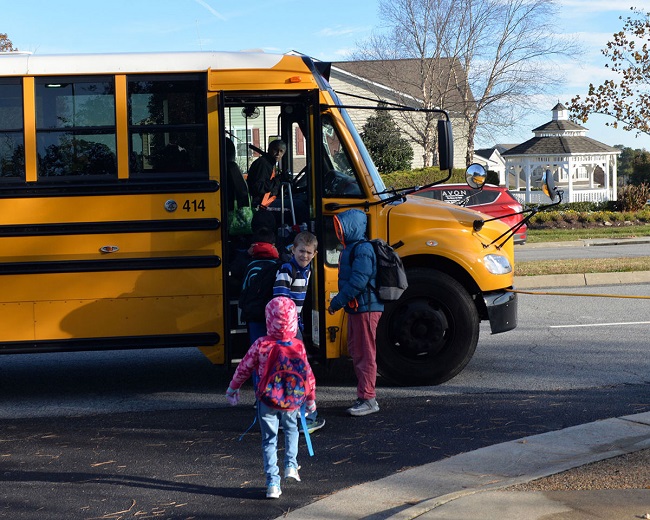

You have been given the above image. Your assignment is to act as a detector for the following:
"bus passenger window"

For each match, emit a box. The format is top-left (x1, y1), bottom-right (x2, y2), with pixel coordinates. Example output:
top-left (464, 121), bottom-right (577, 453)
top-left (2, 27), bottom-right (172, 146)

top-left (128, 74), bottom-right (207, 178)
top-left (35, 77), bottom-right (117, 179)
top-left (321, 116), bottom-right (362, 197)
top-left (0, 78), bottom-right (24, 181)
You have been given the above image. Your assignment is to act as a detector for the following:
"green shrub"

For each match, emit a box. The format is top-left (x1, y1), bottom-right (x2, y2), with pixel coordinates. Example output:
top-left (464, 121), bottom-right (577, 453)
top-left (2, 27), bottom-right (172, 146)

top-left (637, 210), bottom-right (650, 222)
top-left (381, 167), bottom-right (468, 189)
top-left (361, 109), bottom-right (413, 173)
top-left (486, 170), bottom-right (500, 185)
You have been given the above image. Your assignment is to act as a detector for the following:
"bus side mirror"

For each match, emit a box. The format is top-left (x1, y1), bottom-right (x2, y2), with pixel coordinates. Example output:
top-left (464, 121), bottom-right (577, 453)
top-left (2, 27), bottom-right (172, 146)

top-left (437, 119), bottom-right (454, 171)
top-left (466, 163), bottom-right (487, 189)
top-left (542, 169), bottom-right (558, 201)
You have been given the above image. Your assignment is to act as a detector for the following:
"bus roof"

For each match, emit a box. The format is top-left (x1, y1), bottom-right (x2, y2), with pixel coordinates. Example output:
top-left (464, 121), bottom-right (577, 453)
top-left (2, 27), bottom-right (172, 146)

top-left (0, 51), bottom-right (302, 76)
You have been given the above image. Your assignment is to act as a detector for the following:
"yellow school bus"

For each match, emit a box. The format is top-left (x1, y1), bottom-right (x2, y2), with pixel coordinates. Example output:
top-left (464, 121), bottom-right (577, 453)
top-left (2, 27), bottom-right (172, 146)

top-left (0, 50), bottom-right (516, 385)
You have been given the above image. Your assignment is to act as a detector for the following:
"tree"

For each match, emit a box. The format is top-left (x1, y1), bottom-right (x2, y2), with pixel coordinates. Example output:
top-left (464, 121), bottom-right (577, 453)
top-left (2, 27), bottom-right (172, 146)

top-left (629, 149), bottom-right (650, 185)
top-left (0, 33), bottom-right (17, 52)
top-left (353, 0), bottom-right (577, 167)
top-left (361, 107), bottom-right (414, 173)
top-left (569, 8), bottom-right (650, 137)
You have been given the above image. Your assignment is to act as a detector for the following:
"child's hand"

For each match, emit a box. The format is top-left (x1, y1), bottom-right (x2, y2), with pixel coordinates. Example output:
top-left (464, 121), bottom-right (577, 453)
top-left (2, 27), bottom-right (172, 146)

top-left (305, 400), bottom-right (316, 415)
top-left (225, 386), bottom-right (240, 406)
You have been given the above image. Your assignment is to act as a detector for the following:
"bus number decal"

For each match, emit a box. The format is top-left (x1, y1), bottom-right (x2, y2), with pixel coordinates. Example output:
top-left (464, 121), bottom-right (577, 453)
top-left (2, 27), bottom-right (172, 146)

top-left (182, 199), bottom-right (206, 212)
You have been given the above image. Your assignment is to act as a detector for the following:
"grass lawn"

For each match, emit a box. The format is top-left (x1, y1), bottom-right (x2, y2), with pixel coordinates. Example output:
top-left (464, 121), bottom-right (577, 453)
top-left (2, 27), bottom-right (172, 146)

top-left (516, 225), bottom-right (650, 276)
top-left (526, 224), bottom-right (650, 243)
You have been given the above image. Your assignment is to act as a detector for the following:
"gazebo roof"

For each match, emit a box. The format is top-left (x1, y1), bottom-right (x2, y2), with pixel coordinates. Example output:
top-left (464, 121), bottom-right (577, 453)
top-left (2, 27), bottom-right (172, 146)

top-left (503, 104), bottom-right (620, 156)
top-left (502, 135), bottom-right (620, 156)
top-left (532, 119), bottom-right (585, 132)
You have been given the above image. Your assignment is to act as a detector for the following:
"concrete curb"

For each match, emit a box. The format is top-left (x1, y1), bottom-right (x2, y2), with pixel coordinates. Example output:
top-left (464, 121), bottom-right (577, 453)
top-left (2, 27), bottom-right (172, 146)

top-left (514, 270), bottom-right (650, 289)
top-left (279, 412), bottom-right (650, 520)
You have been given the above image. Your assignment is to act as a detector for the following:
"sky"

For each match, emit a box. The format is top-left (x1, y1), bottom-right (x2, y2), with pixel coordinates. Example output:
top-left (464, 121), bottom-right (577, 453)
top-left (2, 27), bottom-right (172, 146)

top-left (3, 0), bottom-right (650, 151)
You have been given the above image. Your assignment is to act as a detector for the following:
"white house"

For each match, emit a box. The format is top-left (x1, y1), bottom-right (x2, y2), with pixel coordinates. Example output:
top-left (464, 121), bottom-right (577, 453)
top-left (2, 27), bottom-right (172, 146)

top-left (329, 58), bottom-right (471, 170)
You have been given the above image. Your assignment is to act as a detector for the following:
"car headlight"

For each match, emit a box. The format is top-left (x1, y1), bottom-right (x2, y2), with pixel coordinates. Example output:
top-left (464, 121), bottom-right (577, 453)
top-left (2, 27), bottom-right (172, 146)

top-left (483, 254), bottom-right (512, 274)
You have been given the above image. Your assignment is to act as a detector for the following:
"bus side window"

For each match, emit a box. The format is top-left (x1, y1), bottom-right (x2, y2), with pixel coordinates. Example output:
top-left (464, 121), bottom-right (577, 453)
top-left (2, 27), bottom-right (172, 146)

top-left (127, 74), bottom-right (208, 178)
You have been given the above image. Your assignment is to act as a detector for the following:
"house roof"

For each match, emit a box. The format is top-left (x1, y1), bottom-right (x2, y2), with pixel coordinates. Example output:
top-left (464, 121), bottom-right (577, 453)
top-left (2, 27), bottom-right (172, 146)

top-left (332, 58), bottom-right (472, 114)
top-left (502, 135), bottom-right (620, 156)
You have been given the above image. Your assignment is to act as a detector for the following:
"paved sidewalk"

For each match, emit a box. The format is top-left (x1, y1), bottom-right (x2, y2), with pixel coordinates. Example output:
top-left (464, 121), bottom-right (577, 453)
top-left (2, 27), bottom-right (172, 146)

top-left (280, 412), bottom-right (650, 520)
top-left (280, 238), bottom-right (650, 520)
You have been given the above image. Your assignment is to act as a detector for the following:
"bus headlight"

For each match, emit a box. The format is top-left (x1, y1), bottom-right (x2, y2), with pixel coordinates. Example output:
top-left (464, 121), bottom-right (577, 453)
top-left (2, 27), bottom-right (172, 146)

top-left (483, 254), bottom-right (512, 275)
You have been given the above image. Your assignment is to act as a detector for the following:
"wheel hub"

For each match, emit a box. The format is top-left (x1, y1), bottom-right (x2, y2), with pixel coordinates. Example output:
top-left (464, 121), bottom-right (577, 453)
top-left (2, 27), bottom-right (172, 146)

top-left (395, 303), bottom-right (449, 356)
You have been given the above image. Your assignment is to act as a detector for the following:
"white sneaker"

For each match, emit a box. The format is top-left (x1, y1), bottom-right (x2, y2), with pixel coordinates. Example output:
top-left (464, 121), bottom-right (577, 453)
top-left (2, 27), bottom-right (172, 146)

top-left (285, 466), bottom-right (301, 481)
top-left (347, 398), bottom-right (379, 417)
top-left (266, 484), bottom-right (282, 499)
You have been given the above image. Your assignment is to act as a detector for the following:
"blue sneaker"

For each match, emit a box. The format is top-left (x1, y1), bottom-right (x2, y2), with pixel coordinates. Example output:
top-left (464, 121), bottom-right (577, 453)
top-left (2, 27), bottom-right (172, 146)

top-left (300, 416), bottom-right (325, 434)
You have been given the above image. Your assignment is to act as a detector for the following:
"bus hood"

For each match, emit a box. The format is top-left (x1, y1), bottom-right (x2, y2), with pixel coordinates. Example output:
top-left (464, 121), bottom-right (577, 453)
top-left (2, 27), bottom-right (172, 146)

top-left (384, 195), bottom-right (515, 291)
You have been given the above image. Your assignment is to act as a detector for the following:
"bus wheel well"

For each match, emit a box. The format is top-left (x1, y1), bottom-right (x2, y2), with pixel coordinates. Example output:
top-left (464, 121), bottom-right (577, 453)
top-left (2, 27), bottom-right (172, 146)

top-left (402, 254), bottom-right (488, 321)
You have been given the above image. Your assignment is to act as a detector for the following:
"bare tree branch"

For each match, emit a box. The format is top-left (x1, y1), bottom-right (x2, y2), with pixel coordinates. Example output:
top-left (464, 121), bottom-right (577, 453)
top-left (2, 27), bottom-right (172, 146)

top-left (352, 0), bottom-right (579, 167)
top-left (569, 8), bottom-right (650, 138)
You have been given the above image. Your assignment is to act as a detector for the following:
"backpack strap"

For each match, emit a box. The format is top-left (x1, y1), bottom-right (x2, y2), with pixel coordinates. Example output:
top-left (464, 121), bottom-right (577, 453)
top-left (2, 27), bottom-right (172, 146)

top-left (238, 403), bottom-right (258, 441)
top-left (349, 240), bottom-right (378, 298)
top-left (300, 402), bottom-right (315, 457)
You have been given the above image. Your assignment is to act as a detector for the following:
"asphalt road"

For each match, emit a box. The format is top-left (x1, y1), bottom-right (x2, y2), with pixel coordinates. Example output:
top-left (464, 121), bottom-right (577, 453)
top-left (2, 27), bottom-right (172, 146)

top-left (515, 237), bottom-right (650, 261)
top-left (1, 250), bottom-right (649, 519)
top-left (1, 369), bottom-right (648, 520)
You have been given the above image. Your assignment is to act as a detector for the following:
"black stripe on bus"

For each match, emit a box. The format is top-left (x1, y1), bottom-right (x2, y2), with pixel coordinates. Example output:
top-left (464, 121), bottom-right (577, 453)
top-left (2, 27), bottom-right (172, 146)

top-left (0, 180), bottom-right (220, 198)
top-left (0, 256), bottom-right (221, 275)
top-left (0, 219), bottom-right (221, 238)
top-left (0, 333), bottom-right (220, 355)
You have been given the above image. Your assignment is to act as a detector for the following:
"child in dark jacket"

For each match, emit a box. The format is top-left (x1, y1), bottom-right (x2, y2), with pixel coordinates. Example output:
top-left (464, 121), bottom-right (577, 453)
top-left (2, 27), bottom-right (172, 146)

top-left (327, 209), bottom-right (383, 417)
top-left (226, 297), bottom-right (317, 499)
top-left (237, 227), bottom-right (281, 344)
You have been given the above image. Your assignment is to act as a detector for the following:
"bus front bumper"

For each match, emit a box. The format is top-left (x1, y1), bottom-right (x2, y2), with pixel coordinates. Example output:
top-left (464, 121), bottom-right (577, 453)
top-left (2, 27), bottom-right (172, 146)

top-left (484, 289), bottom-right (517, 334)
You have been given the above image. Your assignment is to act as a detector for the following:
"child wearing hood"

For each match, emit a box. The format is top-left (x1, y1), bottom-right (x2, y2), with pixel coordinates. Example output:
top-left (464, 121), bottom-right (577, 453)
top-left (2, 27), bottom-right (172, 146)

top-left (327, 209), bottom-right (384, 417)
top-left (226, 296), bottom-right (317, 499)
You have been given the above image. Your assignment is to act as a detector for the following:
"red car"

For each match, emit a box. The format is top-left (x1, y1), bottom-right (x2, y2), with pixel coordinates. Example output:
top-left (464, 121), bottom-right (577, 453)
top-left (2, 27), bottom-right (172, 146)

top-left (411, 183), bottom-right (528, 244)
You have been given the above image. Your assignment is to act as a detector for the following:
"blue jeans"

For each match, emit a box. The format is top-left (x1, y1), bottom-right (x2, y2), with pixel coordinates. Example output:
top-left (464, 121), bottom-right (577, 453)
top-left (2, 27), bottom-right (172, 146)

top-left (250, 322), bottom-right (318, 423)
top-left (248, 321), bottom-right (267, 345)
top-left (258, 401), bottom-right (299, 487)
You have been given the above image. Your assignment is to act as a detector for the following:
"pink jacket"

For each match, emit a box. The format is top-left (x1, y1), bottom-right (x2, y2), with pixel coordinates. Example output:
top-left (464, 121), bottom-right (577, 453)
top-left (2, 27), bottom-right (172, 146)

top-left (228, 296), bottom-right (316, 402)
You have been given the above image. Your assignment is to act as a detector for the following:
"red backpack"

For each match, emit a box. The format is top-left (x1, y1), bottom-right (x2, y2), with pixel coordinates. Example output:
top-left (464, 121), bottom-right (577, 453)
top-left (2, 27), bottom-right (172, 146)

top-left (256, 340), bottom-right (312, 411)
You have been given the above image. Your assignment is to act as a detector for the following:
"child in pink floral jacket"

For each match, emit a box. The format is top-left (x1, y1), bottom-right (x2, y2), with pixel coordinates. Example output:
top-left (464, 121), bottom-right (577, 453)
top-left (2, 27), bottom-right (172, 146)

top-left (226, 296), bottom-right (316, 499)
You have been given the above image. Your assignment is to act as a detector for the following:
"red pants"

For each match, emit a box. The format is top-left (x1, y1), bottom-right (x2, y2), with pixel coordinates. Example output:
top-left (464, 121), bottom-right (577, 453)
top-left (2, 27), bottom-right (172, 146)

top-left (347, 312), bottom-right (382, 400)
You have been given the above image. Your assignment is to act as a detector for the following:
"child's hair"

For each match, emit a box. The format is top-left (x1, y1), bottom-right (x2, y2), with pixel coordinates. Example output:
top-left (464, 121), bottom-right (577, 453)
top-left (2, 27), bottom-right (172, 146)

top-left (252, 226), bottom-right (276, 245)
top-left (294, 231), bottom-right (318, 250)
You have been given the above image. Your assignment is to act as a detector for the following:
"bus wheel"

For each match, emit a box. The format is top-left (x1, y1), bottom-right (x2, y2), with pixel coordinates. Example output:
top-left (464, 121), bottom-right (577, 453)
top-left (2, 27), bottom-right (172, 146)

top-left (376, 268), bottom-right (479, 386)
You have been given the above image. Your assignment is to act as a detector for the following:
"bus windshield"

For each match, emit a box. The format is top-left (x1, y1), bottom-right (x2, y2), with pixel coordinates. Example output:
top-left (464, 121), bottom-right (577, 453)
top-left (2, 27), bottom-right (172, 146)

top-left (325, 94), bottom-right (387, 198)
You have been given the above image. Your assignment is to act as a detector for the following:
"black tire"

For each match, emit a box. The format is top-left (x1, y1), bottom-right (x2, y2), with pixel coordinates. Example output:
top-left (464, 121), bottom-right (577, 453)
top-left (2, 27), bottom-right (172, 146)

top-left (376, 268), bottom-right (479, 386)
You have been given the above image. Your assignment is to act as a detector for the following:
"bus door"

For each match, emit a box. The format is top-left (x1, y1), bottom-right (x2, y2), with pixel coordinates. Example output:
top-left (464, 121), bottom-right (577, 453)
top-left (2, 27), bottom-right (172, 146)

top-left (220, 92), bottom-right (320, 362)
top-left (316, 110), bottom-right (368, 361)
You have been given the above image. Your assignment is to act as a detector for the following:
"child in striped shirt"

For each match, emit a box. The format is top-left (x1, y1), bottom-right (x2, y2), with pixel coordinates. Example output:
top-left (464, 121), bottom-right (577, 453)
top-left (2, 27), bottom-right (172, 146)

top-left (273, 231), bottom-right (318, 337)
top-left (273, 231), bottom-right (325, 433)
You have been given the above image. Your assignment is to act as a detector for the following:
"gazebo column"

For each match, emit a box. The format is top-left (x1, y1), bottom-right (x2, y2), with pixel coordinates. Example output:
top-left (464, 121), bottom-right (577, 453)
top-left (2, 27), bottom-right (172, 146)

top-left (525, 160), bottom-right (532, 203)
top-left (567, 158), bottom-right (574, 203)
top-left (611, 154), bottom-right (617, 201)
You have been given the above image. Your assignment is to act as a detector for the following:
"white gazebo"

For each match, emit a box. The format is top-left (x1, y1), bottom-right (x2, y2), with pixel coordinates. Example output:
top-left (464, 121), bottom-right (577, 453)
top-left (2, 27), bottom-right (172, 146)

top-left (502, 104), bottom-right (620, 204)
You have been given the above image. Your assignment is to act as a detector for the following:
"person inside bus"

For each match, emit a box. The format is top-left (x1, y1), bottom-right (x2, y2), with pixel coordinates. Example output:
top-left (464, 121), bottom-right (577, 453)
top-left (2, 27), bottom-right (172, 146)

top-left (247, 139), bottom-right (287, 209)
top-left (226, 138), bottom-right (250, 213)
top-left (247, 139), bottom-right (310, 231)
